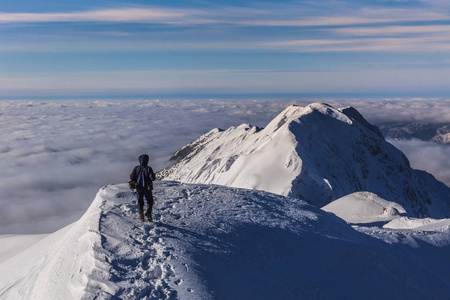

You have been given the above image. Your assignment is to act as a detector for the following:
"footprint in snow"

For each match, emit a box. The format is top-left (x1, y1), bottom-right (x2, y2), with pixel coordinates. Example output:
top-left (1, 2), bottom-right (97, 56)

top-left (115, 191), bottom-right (130, 198)
top-left (182, 263), bottom-right (189, 272)
top-left (146, 235), bottom-right (162, 245)
top-left (140, 250), bottom-right (156, 270)
top-left (174, 279), bottom-right (183, 286)
top-left (165, 264), bottom-right (175, 276)
top-left (181, 189), bottom-right (189, 199)
top-left (121, 204), bottom-right (131, 213)
top-left (149, 265), bottom-right (163, 279)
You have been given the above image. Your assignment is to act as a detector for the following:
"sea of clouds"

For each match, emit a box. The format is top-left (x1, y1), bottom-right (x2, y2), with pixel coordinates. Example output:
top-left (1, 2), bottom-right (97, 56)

top-left (1, 98), bottom-right (449, 234)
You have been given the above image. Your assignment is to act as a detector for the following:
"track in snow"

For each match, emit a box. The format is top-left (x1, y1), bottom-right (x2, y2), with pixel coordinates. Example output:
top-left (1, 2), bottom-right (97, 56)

top-left (87, 184), bottom-right (196, 300)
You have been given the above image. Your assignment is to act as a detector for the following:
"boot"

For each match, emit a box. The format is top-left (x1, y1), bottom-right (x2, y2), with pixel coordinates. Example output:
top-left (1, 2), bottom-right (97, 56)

top-left (145, 204), bottom-right (153, 222)
top-left (138, 204), bottom-right (145, 222)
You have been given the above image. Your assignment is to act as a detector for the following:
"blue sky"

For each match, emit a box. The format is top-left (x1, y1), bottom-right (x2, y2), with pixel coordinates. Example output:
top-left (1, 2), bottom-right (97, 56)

top-left (2, 0), bottom-right (450, 98)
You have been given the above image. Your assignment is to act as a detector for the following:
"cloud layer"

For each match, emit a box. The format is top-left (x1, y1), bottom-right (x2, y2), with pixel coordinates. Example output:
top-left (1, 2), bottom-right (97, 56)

top-left (0, 98), bottom-right (448, 234)
top-left (388, 138), bottom-right (450, 189)
top-left (0, 99), bottom-right (293, 234)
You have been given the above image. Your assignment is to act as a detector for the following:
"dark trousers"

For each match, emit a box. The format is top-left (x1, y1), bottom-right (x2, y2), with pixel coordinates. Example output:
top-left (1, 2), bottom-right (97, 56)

top-left (136, 186), bottom-right (154, 217)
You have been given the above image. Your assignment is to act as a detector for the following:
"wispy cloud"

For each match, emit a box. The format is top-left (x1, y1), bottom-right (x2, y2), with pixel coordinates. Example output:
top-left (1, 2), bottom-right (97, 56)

top-left (335, 25), bottom-right (450, 36)
top-left (0, 4), bottom-right (448, 27)
top-left (264, 35), bottom-right (450, 52)
top-left (240, 11), bottom-right (448, 27)
top-left (4, 35), bottom-right (450, 54)
top-left (0, 7), bottom-right (189, 24)
top-left (1, 3), bottom-right (450, 54)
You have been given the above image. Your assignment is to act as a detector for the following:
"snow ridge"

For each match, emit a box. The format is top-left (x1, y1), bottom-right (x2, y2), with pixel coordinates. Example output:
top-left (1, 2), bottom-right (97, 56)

top-left (1, 182), bottom-right (450, 299)
top-left (161, 103), bottom-right (450, 218)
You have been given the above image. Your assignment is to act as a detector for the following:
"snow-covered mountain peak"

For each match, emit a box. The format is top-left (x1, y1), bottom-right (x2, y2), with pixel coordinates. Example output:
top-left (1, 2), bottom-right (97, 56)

top-left (299, 102), bottom-right (353, 125)
top-left (162, 103), bottom-right (450, 218)
top-left (265, 103), bottom-right (353, 133)
top-left (264, 104), bottom-right (303, 132)
top-left (340, 106), bottom-right (384, 137)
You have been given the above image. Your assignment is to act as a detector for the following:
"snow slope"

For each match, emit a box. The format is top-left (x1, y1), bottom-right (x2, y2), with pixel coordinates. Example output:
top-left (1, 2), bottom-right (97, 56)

top-left (0, 234), bottom-right (48, 264)
top-left (161, 103), bottom-right (450, 218)
top-left (383, 217), bottom-right (450, 231)
top-left (1, 181), bottom-right (450, 299)
top-left (322, 192), bottom-right (407, 224)
top-left (322, 192), bottom-right (450, 237)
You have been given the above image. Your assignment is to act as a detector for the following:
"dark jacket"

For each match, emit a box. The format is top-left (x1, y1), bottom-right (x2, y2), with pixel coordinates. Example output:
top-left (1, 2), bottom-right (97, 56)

top-left (130, 154), bottom-right (156, 190)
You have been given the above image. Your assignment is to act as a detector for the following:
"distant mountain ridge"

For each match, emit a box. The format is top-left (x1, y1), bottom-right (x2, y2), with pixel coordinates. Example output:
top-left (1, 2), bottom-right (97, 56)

top-left (161, 103), bottom-right (450, 218)
top-left (378, 122), bottom-right (450, 144)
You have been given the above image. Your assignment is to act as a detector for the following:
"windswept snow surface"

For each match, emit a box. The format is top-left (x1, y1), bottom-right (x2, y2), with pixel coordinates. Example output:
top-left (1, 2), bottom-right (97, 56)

top-left (383, 217), bottom-right (450, 231)
top-left (322, 192), bottom-right (407, 224)
top-left (0, 234), bottom-right (48, 264)
top-left (1, 181), bottom-right (450, 299)
top-left (322, 192), bottom-right (450, 283)
top-left (161, 103), bottom-right (450, 218)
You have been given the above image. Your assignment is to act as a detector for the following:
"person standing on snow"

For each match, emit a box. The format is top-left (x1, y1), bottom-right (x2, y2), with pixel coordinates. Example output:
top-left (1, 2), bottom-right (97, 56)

top-left (130, 154), bottom-right (156, 222)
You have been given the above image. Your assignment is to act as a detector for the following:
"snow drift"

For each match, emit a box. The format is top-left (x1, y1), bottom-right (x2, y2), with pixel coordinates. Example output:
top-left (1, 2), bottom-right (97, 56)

top-left (322, 192), bottom-right (407, 224)
top-left (161, 103), bottom-right (450, 218)
top-left (1, 182), bottom-right (450, 299)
